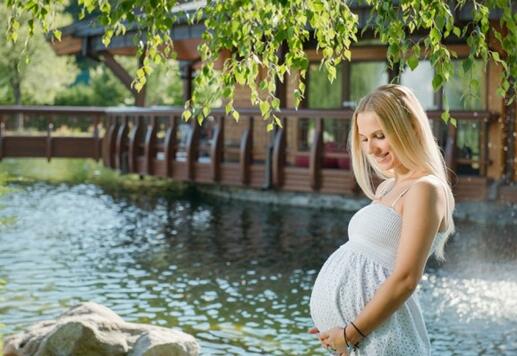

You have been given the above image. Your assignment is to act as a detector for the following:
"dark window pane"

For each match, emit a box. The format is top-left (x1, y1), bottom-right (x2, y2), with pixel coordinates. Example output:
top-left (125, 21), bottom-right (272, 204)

top-left (456, 120), bottom-right (481, 175)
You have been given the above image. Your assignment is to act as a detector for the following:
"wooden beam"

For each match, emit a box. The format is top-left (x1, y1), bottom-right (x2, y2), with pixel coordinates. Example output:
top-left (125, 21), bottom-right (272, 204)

top-left (186, 120), bottom-right (200, 180)
top-left (272, 117), bottom-right (287, 187)
top-left (164, 115), bottom-right (178, 177)
top-left (100, 52), bottom-right (146, 107)
top-left (182, 62), bottom-right (194, 102)
top-left (445, 122), bottom-right (458, 185)
top-left (128, 115), bottom-right (144, 173)
top-left (104, 115), bottom-right (119, 168)
top-left (144, 116), bottom-right (158, 175)
top-left (115, 116), bottom-right (129, 172)
top-left (240, 116), bottom-right (254, 185)
top-left (504, 82), bottom-right (516, 183)
top-left (211, 115), bottom-right (225, 181)
top-left (310, 118), bottom-right (324, 190)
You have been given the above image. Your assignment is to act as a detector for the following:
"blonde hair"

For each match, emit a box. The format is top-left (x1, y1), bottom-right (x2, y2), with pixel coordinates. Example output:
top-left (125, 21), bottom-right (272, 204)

top-left (348, 84), bottom-right (455, 260)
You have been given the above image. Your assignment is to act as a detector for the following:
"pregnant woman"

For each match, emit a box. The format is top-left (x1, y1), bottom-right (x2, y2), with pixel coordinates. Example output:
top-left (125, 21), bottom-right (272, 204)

top-left (309, 84), bottom-right (455, 355)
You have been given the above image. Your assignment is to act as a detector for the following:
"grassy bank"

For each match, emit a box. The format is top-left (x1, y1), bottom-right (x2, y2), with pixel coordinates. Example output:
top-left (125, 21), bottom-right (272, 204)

top-left (0, 158), bottom-right (189, 198)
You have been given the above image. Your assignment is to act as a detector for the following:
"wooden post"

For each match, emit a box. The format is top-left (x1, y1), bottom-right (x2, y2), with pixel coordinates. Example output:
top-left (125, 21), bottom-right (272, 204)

top-left (272, 117), bottom-right (287, 188)
top-left (128, 115), bottom-right (143, 173)
top-left (210, 115), bottom-right (225, 181)
top-left (445, 122), bottom-right (458, 184)
top-left (144, 115), bottom-right (157, 175)
top-left (115, 116), bottom-right (129, 172)
top-left (181, 62), bottom-right (194, 101)
top-left (104, 115), bottom-right (119, 168)
top-left (310, 117), bottom-right (324, 190)
top-left (240, 116), bottom-right (254, 185)
top-left (164, 115), bottom-right (178, 177)
top-left (186, 119), bottom-right (200, 180)
top-left (46, 116), bottom-right (53, 162)
top-left (504, 81), bottom-right (516, 183)
top-left (479, 117), bottom-right (488, 177)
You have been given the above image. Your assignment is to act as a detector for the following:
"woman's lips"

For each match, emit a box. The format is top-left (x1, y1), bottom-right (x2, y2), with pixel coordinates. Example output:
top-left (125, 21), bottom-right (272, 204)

top-left (376, 152), bottom-right (390, 164)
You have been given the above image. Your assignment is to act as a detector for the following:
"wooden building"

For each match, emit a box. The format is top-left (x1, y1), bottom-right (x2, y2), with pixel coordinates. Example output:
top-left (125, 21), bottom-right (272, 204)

top-left (4, 1), bottom-right (515, 202)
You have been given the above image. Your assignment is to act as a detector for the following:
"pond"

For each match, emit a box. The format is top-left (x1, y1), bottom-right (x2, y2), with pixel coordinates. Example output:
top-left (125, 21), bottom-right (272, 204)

top-left (0, 183), bottom-right (516, 355)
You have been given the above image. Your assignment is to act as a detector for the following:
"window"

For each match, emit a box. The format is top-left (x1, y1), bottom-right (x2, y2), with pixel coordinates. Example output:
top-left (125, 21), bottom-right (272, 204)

top-left (444, 60), bottom-right (487, 110)
top-left (307, 63), bottom-right (343, 109)
top-left (350, 62), bottom-right (388, 105)
top-left (445, 59), bottom-right (487, 175)
top-left (401, 60), bottom-right (437, 110)
top-left (303, 64), bottom-right (346, 150)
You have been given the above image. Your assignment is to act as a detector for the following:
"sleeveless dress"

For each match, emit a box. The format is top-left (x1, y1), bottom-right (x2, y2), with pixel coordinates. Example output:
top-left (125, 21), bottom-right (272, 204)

top-left (309, 176), bottom-right (446, 355)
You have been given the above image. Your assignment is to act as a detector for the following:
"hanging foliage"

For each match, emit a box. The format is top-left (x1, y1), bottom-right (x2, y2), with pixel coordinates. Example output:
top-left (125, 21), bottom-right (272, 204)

top-left (5, 0), bottom-right (517, 129)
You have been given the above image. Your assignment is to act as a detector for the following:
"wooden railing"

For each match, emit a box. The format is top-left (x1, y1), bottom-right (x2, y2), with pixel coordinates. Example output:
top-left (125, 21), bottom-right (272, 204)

top-left (0, 106), bottom-right (105, 161)
top-left (100, 107), bottom-right (358, 194)
top-left (0, 105), bottom-right (499, 198)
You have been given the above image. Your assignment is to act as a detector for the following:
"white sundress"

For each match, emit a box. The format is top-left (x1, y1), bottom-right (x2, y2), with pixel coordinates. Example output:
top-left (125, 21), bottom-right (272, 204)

top-left (309, 176), bottom-right (446, 355)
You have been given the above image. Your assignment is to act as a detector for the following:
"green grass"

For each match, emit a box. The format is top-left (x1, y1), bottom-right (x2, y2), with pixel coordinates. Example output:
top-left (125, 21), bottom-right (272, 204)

top-left (0, 158), bottom-right (189, 197)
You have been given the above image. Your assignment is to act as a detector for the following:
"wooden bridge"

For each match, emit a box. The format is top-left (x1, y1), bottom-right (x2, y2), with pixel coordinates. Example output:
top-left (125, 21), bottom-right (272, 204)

top-left (0, 105), bottom-right (506, 201)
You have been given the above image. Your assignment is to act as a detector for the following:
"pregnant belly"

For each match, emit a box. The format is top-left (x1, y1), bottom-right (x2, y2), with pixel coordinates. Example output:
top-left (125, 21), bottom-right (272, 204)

top-left (309, 244), bottom-right (390, 332)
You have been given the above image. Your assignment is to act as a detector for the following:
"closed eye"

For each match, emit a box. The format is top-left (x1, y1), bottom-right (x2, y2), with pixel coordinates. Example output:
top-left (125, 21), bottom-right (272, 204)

top-left (361, 134), bottom-right (384, 142)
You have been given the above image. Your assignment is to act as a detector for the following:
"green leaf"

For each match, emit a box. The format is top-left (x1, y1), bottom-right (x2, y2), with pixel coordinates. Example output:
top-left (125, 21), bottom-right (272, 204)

top-left (232, 110), bottom-right (240, 122)
top-left (53, 30), bottom-right (62, 41)
top-left (407, 55), bottom-right (419, 70)
top-left (273, 115), bottom-right (283, 128)
top-left (432, 74), bottom-right (443, 90)
top-left (183, 110), bottom-right (192, 121)
top-left (463, 58), bottom-right (473, 73)
top-left (441, 111), bottom-right (450, 123)
top-left (259, 101), bottom-right (270, 116)
top-left (271, 98), bottom-right (280, 110)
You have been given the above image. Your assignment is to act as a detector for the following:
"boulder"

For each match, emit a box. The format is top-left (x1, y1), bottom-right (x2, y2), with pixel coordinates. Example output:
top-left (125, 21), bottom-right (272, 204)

top-left (3, 302), bottom-right (200, 356)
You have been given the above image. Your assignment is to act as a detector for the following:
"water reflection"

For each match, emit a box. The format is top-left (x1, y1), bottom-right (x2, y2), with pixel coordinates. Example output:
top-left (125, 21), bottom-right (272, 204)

top-left (0, 184), bottom-right (515, 355)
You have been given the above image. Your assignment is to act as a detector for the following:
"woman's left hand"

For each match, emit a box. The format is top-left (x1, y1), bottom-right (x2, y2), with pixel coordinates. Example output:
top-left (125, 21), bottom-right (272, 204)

top-left (319, 327), bottom-right (347, 354)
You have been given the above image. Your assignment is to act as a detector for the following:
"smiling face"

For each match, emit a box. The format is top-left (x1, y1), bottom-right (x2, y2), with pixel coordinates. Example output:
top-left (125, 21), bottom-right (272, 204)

top-left (356, 111), bottom-right (401, 171)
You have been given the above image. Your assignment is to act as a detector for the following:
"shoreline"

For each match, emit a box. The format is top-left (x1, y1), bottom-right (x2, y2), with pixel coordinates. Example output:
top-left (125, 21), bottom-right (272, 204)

top-left (196, 184), bottom-right (517, 227)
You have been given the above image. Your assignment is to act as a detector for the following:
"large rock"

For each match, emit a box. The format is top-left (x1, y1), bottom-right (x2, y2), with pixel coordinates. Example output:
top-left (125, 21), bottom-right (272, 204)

top-left (3, 302), bottom-right (200, 356)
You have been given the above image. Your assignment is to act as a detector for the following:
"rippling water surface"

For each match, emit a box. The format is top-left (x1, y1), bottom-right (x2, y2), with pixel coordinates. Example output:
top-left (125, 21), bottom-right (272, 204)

top-left (0, 183), bottom-right (516, 355)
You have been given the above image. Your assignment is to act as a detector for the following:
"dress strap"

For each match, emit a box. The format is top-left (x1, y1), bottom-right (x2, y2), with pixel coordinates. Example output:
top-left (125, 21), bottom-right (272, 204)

top-left (390, 178), bottom-right (426, 208)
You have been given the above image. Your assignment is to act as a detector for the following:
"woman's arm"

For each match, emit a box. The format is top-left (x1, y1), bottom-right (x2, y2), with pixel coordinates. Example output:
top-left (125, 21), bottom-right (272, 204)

top-left (319, 179), bottom-right (445, 349)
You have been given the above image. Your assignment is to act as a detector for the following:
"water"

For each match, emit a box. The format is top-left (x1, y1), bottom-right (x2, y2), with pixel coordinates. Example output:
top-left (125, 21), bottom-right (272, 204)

top-left (0, 183), bottom-right (516, 355)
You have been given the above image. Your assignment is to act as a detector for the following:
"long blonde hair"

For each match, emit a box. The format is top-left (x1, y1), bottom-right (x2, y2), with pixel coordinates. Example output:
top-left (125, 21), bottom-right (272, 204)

top-left (348, 84), bottom-right (455, 260)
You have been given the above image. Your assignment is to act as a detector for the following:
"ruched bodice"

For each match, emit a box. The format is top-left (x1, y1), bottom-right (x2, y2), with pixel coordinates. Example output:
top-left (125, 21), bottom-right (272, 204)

top-left (347, 202), bottom-right (445, 270)
top-left (346, 203), bottom-right (403, 270)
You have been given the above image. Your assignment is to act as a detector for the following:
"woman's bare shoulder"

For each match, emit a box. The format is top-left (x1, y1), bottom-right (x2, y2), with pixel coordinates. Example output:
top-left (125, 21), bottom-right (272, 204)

top-left (405, 175), bottom-right (446, 208)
